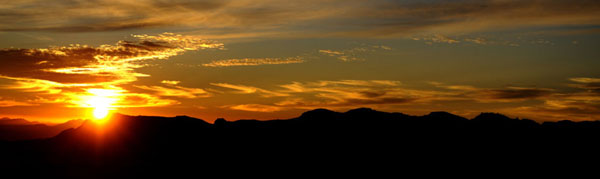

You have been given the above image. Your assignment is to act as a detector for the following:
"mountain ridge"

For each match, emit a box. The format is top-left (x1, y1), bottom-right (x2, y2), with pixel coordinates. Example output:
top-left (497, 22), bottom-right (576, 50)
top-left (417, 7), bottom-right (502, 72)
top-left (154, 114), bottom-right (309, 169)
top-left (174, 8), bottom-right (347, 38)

top-left (1, 107), bottom-right (599, 178)
top-left (0, 118), bottom-right (84, 141)
top-left (3, 107), bottom-right (600, 142)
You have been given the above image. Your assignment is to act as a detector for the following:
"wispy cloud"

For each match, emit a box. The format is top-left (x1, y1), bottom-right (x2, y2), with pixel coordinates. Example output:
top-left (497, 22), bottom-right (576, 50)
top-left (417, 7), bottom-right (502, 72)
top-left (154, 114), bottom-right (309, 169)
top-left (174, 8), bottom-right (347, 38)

top-left (484, 78), bottom-right (600, 121)
top-left (430, 82), bottom-right (554, 102)
top-left (0, 98), bottom-right (37, 107)
top-left (412, 34), bottom-right (525, 47)
top-left (464, 38), bottom-right (488, 45)
top-left (210, 83), bottom-right (288, 97)
top-left (210, 79), bottom-right (600, 121)
top-left (275, 80), bottom-right (448, 108)
top-left (412, 34), bottom-right (460, 45)
top-left (4, 1), bottom-right (595, 38)
top-left (161, 80), bottom-right (181, 85)
top-left (202, 57), bottom-right (304, 67)
top-left (319, 45), bottom-right (391, 61)
top-left (224, 104), bottom-right (283, 112)
top-left (570, 77), bottom-right (600, 84)
top-left (135, 85), bottom-right (211, 99)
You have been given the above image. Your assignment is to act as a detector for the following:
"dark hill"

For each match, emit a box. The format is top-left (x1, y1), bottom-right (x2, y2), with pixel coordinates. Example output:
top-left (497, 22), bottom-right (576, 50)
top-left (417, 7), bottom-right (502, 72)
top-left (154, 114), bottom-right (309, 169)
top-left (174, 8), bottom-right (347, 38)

top-left (0, 118), bottom-right (84, 141)
top-left (1, 108), bottom-right (600, 178)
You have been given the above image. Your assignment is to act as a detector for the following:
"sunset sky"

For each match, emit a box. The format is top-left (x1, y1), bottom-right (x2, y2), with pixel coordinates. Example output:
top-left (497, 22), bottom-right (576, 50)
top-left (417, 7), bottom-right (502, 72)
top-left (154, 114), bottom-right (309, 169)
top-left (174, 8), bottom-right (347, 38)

top-left (1, 0), bottom-right (599, 122)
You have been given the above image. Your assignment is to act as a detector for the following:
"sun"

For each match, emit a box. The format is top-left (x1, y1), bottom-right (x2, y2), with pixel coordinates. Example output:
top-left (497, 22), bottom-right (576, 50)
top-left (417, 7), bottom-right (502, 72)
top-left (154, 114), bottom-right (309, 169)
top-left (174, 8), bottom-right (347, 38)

top-left (83, 89), bottom-right (122, 120)
top-left (93, 106), bottom-right (110, 119)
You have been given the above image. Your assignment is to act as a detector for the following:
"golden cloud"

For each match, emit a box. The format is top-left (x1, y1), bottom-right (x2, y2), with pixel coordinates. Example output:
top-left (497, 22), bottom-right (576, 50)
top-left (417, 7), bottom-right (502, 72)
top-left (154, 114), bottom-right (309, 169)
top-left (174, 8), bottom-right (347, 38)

top-left (210, 83), bottom-right (289, 97)
top-left (0, 99), bottom-right (37, 107)
top-left (161, 80), bottom-right (181, 85)
top-left (0, 33), bottom-right (223, 109)
top-left (202, 57), bottom-right (304, 67)
top-left (225, 104), bottom-right (284, 112)
top-left (135, 85), bottom-right (211, 99)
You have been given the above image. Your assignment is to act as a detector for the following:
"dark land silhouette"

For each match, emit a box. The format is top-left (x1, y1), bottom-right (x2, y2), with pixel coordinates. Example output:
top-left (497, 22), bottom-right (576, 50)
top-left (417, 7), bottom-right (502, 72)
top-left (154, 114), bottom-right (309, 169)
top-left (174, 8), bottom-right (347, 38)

top-left (1, 108), bottom-right (599, 177)
top-left (0, 118), bottom-right (84, 141)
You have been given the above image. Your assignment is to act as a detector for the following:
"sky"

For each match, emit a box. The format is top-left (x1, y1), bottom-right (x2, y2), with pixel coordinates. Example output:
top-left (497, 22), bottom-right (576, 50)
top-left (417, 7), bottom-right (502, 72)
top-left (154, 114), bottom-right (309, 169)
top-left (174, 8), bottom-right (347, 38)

top-left (1, 0), bottom-right (599, 122)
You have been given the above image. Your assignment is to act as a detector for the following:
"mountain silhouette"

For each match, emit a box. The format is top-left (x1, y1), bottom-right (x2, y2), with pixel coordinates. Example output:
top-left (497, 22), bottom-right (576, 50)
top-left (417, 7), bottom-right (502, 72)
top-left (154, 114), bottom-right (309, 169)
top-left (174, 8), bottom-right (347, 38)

top-left (0, 118), bottom-right (84, 141)
top-left (1, 108), bottom-right (599, 178)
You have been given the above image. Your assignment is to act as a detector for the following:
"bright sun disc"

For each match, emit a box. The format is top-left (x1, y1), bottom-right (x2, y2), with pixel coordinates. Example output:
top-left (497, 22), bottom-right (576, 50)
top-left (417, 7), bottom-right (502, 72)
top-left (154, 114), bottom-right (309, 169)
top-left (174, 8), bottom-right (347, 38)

top-left (83, 89), bottom-right (122, 120)
top-left (93, 107), bottom-right (110, 119)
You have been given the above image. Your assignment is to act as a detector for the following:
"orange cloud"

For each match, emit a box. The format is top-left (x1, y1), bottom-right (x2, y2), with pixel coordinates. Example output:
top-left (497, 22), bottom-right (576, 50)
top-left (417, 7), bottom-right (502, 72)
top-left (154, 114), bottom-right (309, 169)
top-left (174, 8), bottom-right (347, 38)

top-left (161, 80), bottom-right (181, 85)
top-left (225, 104), bottom-right (283, 112)
top-left (135, 85), bottom-right (211, 99)
top-left (0, 99), bottom-right (37, 107)
top-left (202, 57), bottom-right (304, 67)
top-left (0, 33), bottom-right (222, 110)
top-left (430, 82), bottom-right (554, 102)
top-left (211, 83), bottom-right (288, 97)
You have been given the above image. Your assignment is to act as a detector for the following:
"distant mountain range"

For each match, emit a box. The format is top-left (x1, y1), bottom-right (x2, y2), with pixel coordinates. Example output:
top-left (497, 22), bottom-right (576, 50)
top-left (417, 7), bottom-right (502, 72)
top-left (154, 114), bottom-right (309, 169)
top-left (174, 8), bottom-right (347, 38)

top-left (1, 108), bottom-right (598, 178)
top-left (0, 118), bottom-right (83, 141)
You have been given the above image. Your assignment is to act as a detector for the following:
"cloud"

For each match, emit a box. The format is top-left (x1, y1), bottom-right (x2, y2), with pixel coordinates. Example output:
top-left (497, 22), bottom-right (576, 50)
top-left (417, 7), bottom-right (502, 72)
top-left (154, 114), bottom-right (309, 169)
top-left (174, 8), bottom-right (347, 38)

top-left (570, 78), bottom-right (600, 83)
top-left (0, 33), bottom-right (222, 109)
top-left (4, 0), bottom-right (596, 38)
top-left (217, 76), bottom-right (598, 119)
top-left (514, 98), bottom-right (600, 121)
top-left (431, 82), bottom-right (554, 102)
top-left (412, 34), bottom-right (525, 46)
top-left (0, 32), bottom-right (222, 87)
top-left (210, 83), bottom-right (288, 97)
top-left (135, 85), bottom-right (211, 99)
top-left (480, 87), bottom-right (554, 100)
top-left (496, 77), bottom-right (600, 121)
top-left (161, 80), bottom-right (181, 85)
top-left (202, 57), bottom-right (304, 67)
top-left (225, 104), bottom-right (283, 112)
top-left (319, 45), bottom-right (391, 61)
top-left (570, 77), bottom-right (600, 91)
top-left (464, 38), bottom-right (488, 45)
top-left (319, 49), bottom-right (358, 61)
top-left (211, 80), bottom-right (565, 117)
top-left (412, 34), bottom-right (460, 45)
top-left (0, 99), bottom-right (37, 107)
top-left (0, 0), bottom-right (342, 35)
top-left (319, 50), bottom-right (344, 56)
top-left (117, 93), bottom-right (180, 107)
top-left (274, 80), bottom-right (441, 109)
top-left (344, 0), bottom-right (600, 37)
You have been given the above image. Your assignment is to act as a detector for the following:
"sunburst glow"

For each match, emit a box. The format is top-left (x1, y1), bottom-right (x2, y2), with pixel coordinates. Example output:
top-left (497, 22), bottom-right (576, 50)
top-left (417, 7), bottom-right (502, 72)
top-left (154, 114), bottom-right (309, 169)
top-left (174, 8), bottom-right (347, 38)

top-left (83, 89), bottom-right (122, 120)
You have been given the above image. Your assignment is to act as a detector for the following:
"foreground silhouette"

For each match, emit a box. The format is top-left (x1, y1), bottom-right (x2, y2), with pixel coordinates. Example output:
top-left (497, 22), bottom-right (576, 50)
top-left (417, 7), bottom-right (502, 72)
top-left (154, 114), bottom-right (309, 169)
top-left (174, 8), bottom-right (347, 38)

top-left (0, 118), bottom-right (83, 141)
top-left (1, 108), bottom-right (599, 177)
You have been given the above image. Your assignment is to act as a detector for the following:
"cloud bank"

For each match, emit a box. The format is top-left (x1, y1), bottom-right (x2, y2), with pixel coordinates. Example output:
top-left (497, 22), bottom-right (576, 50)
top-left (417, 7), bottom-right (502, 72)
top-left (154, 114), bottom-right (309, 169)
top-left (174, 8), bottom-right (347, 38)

top-left (0, 33), bottom-right (222, 108)
top-left (1, 0), bottom-right (599, 38)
